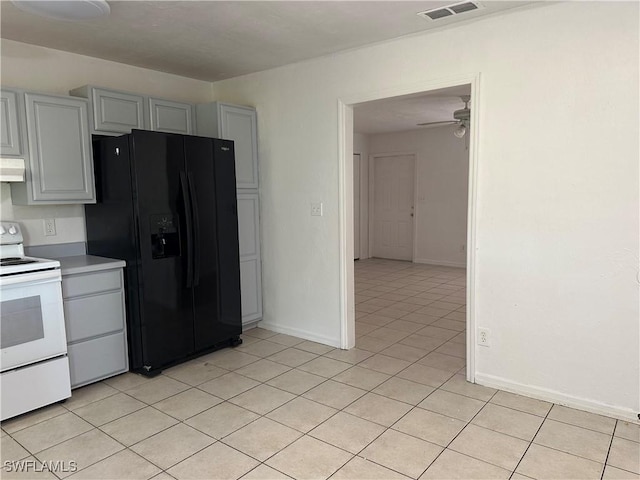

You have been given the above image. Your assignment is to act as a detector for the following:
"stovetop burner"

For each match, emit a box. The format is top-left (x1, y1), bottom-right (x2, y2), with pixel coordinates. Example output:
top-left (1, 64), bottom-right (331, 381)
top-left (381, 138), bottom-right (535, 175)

top-left (0, 258), bottom-right (39, 266)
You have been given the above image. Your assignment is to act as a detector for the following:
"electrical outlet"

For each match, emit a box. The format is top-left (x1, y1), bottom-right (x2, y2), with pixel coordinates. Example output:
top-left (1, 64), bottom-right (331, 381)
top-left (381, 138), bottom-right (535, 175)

top-left (478, 327), bottom-right (490, 347)
top-left (44, 218), bottom-right (56, 236)
top-left (311, 202), bottom-right (323, 217)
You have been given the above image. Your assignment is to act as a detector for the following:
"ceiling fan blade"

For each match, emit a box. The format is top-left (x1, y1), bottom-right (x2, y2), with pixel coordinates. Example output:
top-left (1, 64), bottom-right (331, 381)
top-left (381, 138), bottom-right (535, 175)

top-left (416, 120), bottom-right (458, 126)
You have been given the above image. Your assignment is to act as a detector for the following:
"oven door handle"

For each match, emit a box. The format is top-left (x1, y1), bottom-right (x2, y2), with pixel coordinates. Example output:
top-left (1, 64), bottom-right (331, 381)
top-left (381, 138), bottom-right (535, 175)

top-left (0, 270), bottom-right (61, 286)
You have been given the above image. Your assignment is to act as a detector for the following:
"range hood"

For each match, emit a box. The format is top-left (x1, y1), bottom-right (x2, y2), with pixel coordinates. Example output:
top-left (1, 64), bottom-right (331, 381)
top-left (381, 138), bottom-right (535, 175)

top-left (0, 158), bottom-right (25, 182)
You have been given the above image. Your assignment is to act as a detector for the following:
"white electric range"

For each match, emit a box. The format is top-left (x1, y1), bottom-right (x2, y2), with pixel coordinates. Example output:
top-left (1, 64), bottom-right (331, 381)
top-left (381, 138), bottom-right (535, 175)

top-left (0, 221), bottom-right (71, 421)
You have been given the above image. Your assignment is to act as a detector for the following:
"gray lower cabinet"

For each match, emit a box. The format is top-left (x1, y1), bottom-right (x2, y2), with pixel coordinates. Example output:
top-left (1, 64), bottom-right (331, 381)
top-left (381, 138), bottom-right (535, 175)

top-left (237, 192), bottom-right (263, 327)
top-left (10, 92), bottom-right (95, 205)
top-left (70, 86), bottom-right (145, 135)
top-left (149, 97), bottom-right (194, 134)
top-left (61, 265), bottom-right (128, 388)
top-left (0, 89), bottom-right (26, 156)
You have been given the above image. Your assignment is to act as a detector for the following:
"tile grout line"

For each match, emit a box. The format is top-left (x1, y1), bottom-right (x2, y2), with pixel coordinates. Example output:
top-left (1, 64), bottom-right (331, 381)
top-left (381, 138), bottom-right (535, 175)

top-left (45, 408), bottom-right (129, 479)
top-left (507, 402), bottom-right (553, 479)
top-left (415, 387), bottom-right (503, 477)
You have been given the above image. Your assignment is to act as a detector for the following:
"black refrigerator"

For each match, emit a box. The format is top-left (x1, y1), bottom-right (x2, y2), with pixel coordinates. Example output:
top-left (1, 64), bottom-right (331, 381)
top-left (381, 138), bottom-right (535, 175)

top-left (85, 129), bottom-right (242, 376)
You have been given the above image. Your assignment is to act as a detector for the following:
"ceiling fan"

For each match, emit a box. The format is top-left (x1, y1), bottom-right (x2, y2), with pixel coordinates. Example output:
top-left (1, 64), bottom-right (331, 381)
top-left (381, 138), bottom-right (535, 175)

top-left (417, 95), bottom-right (470, 138)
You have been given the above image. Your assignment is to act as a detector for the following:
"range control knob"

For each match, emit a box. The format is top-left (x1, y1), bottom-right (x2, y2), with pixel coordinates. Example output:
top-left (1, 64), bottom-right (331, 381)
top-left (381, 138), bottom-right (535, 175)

top-left (0, 225), bottom-right (5, 235)
top-left (8, 225), bottom-right (17, 235)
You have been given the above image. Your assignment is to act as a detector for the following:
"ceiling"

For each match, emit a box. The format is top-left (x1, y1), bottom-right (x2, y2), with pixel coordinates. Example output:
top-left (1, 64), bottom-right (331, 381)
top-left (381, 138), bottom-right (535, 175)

top-left (353, 84), bottom-right (471, 135)
top-left (1, 1), bottom-right (534, 82)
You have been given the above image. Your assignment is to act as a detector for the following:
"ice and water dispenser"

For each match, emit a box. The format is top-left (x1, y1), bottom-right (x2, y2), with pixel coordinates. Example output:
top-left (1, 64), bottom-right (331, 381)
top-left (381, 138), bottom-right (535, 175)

top-left (150, 214), bottom-right (180, 259)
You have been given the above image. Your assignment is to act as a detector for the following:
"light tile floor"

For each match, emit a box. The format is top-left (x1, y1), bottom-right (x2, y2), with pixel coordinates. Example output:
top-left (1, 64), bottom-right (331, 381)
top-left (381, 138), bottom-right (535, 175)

top-left (2, 259), bottom-right (639, 479)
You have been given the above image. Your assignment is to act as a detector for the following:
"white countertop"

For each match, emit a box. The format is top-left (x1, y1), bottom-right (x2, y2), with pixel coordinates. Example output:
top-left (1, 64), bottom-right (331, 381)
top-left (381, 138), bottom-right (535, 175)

top-left (56, 255), bottom-right (126, 276)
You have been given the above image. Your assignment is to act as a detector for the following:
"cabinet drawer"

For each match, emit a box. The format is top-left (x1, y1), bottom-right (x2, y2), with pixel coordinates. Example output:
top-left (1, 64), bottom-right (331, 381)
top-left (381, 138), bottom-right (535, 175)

top-left (62, 269), bottom-right (121, 298)
top-left (64, 291), bottom-right (124, 343)
top-left (68, 331), bottom-right (127, 388)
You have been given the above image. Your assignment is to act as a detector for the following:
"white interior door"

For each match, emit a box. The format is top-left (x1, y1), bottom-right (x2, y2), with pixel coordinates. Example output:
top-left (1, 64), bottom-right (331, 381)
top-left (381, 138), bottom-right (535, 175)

top-left (353, 153), bottom-right (361, 260)
top-left (373, 154), bottom-right (415, 260)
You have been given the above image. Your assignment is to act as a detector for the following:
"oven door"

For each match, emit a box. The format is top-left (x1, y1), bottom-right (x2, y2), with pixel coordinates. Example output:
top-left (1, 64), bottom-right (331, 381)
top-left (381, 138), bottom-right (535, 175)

top-left (0, 269), bottom-right (67, 372)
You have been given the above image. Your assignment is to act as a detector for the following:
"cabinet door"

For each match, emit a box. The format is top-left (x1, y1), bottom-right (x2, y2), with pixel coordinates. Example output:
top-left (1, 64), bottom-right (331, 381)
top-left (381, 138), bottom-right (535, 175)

top-left (24, 93), bottom-right (95, 203)
top-left (92, 88), bottom-right (145, 134)
top-left (219, 104), bottom-right (258, 189)
top-left (240, 259), bottom-right (262, 324)
top-left (237, 193), bottom-right (262, 324)
top-left (0, 90), bottom-right (24, 156)
top-left (149, 98), bottom-right (193, 134)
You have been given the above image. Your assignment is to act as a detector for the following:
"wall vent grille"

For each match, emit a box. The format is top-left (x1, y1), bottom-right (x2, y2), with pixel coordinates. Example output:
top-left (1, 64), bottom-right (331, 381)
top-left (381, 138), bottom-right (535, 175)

top-left (418, 1), bottom-right (482, 21)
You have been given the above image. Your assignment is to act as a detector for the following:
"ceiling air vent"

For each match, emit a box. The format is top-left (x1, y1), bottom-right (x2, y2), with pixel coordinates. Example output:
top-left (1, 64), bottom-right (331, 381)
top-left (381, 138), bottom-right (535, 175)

top-left (418, 1), bottom-right (482, 21)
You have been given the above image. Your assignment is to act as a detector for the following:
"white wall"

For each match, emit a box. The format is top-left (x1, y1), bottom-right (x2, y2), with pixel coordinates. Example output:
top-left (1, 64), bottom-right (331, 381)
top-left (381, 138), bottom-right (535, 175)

top-left (0, 40), bottom-right (212, 246)
top-left (353, 132), bottom-right (370, 259)
top-left (212, 2), bottom-right (639, 418)
top-left (368, 126), bottom-right (468, 267)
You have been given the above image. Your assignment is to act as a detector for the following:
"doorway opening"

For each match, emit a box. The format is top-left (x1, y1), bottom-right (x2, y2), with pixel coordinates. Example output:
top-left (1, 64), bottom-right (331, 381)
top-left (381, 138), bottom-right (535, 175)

top-left (339, 75), bottom-right (479, 382)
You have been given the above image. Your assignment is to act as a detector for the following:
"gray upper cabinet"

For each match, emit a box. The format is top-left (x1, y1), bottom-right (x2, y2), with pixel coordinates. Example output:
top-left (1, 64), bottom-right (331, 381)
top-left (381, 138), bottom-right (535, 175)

top-left (11, 92), bottom-right (95, 205)
top-left (0, 89), bottom-right (26, 157)
top-left (70, 86), bottom-right (145, 135)
top-left (196, 102), bottom-right (259, 189)
top-left (71, 86), bottom-right (196, 136)
top-left (149, 98), bottom-right (194, 134)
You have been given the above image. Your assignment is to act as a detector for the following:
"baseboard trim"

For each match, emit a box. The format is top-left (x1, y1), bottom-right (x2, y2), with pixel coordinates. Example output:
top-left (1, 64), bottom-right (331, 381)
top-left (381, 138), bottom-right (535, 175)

top-left (256, 321), bottom-right (342, 349)
top-left (475, 373), bottom-right (639, 423)
top-left (413, 258), bottom-right (466, 268)
top-left (242, 319), bottom-right (261, 332)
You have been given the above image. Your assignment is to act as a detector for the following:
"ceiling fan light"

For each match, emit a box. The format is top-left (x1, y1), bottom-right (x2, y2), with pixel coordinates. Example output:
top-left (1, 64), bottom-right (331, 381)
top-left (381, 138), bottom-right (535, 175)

top-left (453, 124), bottom-right (467, 138)
top-left (11, 0), bottom-right (110, 21)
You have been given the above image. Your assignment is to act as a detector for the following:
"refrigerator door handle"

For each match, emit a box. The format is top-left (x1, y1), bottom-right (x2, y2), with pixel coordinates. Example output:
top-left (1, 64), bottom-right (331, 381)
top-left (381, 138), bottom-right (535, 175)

top-left (187, 172), bottom-right (201, 287)
top-left (180, 172), bottom-right (194, 288)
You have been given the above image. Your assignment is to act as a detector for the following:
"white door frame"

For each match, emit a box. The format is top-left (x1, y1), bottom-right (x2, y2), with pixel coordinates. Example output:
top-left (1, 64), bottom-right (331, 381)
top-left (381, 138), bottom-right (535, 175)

top-left (353, 153), bottom-right (361, 260)
top-left (369, 152), bottom-right (418, 262)
top-left (337, 73), bottom-right (481, 383)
